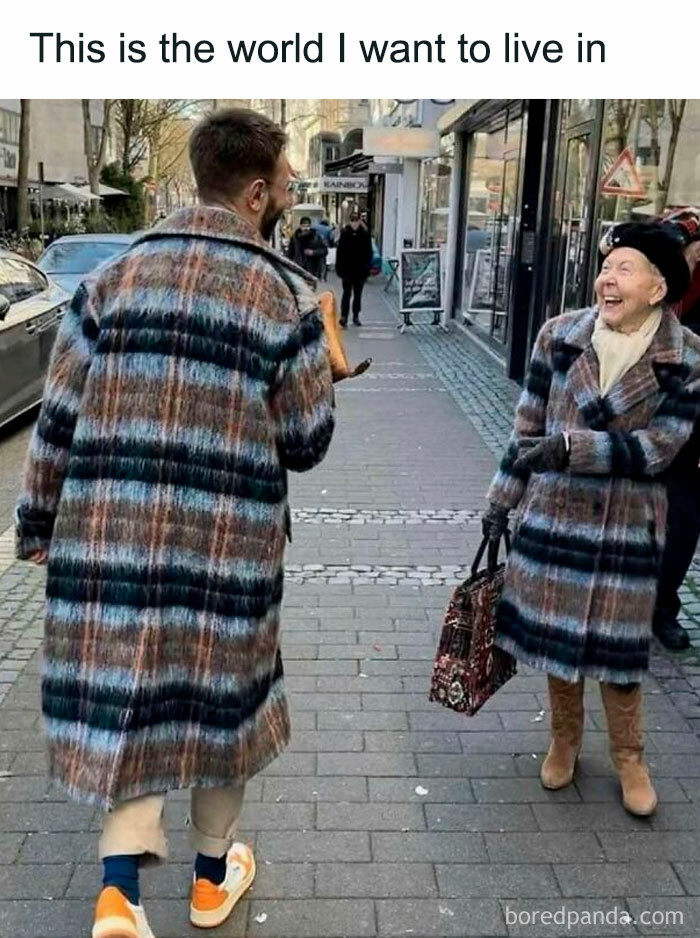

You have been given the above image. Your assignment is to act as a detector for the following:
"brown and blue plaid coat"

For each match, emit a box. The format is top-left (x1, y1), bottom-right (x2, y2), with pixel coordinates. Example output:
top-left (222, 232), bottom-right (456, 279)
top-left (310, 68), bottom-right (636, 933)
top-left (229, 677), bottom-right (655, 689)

top-left (488, 307), bottom-right (700, 684)
top-left (15, 206), bottom-right (335, 807)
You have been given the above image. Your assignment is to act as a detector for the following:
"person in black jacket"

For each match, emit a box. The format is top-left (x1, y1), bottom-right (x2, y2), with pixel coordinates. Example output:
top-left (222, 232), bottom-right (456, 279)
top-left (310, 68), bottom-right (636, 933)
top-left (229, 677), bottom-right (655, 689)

top-left (286, 216), bottom-right (328, 278)
top-left (654, 209), bottom-right (700, 650)
top-left (336, 213), bottom-right (373, 326)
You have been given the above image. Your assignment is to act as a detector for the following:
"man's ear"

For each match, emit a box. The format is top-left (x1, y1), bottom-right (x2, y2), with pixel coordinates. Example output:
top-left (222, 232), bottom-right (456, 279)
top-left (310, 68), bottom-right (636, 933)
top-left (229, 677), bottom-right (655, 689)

top-left (246, 178), bottom-right (266, 213)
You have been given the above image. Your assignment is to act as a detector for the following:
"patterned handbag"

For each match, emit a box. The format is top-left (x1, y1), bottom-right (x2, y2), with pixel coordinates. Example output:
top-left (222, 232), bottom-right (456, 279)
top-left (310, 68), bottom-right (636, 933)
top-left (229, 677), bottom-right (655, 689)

top-left (429, 534), bottom-right (516, 716)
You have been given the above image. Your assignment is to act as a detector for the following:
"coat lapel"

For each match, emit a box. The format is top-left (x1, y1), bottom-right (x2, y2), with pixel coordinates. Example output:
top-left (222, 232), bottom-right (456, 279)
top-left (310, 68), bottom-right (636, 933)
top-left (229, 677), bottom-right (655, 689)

top-left (561, 307), bottom-right (683, 428)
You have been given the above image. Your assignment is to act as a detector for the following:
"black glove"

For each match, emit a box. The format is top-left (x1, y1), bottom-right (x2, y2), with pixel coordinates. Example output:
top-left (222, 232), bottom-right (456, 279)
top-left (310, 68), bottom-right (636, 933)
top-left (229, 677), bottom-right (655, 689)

top-left (482, 502), bottom-right (510, 541)
top-left (513, 433), bottom-right (569, 474)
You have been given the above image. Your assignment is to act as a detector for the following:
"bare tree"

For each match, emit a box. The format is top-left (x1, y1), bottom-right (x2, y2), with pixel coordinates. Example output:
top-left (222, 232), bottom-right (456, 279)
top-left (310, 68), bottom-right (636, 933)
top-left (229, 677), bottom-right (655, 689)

top-left (113, 100), bottom-right (192, 176)
top-left (17, 100), bottom-right (31, 232)
top-left (82, 99), bottom-right (114, 198)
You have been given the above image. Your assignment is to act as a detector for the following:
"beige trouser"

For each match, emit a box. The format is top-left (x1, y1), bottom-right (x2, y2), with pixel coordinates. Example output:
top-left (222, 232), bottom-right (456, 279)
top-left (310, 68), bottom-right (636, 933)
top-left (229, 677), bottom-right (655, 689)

top-left (99, 786), bottom-right (245, 863)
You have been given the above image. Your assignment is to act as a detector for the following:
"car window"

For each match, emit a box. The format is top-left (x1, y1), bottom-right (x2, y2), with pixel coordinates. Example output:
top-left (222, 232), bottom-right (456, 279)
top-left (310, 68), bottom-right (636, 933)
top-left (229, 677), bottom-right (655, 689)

top-left (0, 258), bottom-right (48, 304)
top-left (39, 241), bottom-right (127, 274)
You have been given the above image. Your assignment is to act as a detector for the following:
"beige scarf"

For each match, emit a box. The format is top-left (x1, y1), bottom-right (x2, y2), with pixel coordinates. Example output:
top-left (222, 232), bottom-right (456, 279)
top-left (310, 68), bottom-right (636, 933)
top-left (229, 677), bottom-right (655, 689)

top-left (592, 308), bottom-right (663, 397)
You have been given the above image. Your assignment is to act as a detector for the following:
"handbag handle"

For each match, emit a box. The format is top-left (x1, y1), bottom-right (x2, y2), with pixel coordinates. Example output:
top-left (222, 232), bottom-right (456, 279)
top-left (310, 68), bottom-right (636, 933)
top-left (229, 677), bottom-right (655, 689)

top-left (471, 531), bottom-right (511, 577)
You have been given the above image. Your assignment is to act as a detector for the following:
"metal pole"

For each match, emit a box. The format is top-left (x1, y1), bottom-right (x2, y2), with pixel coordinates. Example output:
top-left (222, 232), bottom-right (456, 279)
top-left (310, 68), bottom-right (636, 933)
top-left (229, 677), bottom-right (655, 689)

top-left (38, 161), bottom-right (45, 245)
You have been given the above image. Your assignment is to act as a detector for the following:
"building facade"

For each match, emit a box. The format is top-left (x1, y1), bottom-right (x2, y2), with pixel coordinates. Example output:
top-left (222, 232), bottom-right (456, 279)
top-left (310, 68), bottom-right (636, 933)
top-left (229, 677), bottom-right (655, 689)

top-left (439, 99), bottom-right (700, 380)
top-left (0, 99), bottom-right (111, 232)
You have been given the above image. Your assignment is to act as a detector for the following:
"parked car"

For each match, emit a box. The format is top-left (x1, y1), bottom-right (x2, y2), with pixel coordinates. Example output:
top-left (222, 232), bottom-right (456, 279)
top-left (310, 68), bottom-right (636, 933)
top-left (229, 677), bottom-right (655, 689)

top-left (0, 251), bottom-right (71, 429)
top-left (38, 233), bottom-right (136, 295)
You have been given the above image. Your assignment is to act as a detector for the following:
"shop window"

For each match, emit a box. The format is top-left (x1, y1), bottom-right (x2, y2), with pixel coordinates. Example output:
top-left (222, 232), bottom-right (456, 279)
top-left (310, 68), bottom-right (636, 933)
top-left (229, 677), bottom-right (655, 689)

top-left (0, 109), bottom-right (20, 146)
top-left (461, 107), bottom-right (525, 346)
top-left (419, 134), bottom-right (454, 251)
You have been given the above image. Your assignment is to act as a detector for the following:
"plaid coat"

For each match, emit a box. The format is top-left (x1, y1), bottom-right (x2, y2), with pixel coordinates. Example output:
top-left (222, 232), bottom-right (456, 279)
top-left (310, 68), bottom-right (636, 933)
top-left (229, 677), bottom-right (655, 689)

top-left (15, 207), bottom-right (335, 807)
top-left (488, 307), bottom-right (700, 684)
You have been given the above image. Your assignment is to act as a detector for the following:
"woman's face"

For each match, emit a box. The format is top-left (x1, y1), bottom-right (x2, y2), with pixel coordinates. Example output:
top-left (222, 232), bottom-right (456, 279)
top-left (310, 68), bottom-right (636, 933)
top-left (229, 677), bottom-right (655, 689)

top-left (595, 247), bottom-right (667, 329)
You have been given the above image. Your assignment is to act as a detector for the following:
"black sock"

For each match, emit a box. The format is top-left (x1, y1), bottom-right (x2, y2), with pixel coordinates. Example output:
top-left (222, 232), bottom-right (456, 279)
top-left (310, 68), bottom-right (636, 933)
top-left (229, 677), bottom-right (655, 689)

top-left (102, 854), bottom-right (140, 906)
top-left (195, 851), bottom-right (227, 885)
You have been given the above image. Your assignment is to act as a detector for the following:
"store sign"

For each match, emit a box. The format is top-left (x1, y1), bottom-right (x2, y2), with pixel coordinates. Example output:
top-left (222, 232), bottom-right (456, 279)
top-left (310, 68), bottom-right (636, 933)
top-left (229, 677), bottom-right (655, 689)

top-left (600, 147), bottom-right (646, 198)
top-left (400, 249), bottom-right (443, 313)
top-left (364, 126), bottom-right (440, 159)
top-left (308, 176), bottom-right (368, 193)
top-left (0, 144), bottom-right (18, 173)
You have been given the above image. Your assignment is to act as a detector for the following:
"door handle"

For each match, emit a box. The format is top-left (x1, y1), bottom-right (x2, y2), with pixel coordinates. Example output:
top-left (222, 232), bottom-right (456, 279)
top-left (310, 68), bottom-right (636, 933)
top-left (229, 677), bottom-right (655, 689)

top-left (25, 323), bottom-right (37, 335)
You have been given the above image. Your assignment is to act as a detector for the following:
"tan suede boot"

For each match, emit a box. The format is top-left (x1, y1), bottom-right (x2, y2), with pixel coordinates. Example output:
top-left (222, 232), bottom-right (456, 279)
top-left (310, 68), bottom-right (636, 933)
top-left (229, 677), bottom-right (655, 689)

top-left (600, 682), bottom-right (657, 817)
top-left (540, 675), bottom-right (585, 790)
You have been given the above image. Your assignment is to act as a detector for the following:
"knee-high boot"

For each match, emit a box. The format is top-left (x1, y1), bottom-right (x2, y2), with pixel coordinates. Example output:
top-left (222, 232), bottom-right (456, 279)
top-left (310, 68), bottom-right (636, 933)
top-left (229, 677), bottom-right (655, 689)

top-left (540, 675), bottom-right (585, 790)
top-left (600, 682), bottom-right (657, 817)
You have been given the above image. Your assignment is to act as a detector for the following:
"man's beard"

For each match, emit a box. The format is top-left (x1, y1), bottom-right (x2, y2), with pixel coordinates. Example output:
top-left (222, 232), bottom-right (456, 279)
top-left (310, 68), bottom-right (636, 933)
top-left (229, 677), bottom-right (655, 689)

top-left (260, 203), bottom-right (284, 242)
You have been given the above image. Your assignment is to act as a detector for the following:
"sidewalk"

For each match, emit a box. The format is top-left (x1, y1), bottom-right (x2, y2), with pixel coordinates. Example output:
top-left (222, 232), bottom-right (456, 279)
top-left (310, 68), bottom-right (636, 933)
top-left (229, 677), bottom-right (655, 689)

top-left (2, 278), bottom-right (700, 936)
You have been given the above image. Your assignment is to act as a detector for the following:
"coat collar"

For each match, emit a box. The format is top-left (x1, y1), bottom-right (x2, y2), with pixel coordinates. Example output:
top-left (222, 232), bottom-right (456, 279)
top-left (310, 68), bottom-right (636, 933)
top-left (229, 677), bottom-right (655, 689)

top-left (560, 306), bottom-right (684, 427)
top-left (133, 205), bottom-right (319, 313)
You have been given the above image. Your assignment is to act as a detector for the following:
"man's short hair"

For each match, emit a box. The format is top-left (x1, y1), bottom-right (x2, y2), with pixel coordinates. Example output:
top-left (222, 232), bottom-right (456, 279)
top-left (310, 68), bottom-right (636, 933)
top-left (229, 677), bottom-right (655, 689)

top-left (189, 107), bottom-right (287, 199)
top-left (300, 216), bottom-right (312, 225)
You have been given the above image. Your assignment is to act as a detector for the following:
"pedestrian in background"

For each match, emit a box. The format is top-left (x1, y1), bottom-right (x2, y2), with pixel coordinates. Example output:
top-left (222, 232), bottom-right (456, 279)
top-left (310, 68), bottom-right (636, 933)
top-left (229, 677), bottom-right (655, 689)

top-left (313, 217), bottom-right (334, 281)
top-left (287, 215), bottom-right (328, 278)
top-left (15, 108), bottom-right (335, 938)
top-left (483, 222), bottom-right (700, 817)
top-left (336, 212), bottom-right (373, 327)
top-left (652, 208), bottom-right (700, 650)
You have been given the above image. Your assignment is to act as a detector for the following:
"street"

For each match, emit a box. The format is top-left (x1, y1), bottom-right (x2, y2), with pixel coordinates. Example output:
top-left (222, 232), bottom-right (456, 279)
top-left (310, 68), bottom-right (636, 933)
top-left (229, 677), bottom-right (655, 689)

top-left (3, 278), bottom-right (700, 937)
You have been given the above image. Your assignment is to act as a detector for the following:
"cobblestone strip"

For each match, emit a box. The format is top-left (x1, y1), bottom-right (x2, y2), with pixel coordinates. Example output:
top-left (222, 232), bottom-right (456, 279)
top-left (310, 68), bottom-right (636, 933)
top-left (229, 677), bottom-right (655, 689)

top-left (285, 563), bottom-right (468, 586)
top-left (0, 525), bottom-right (15, 576)
top-left (292, 508), bottom-right (481, 525)
top-left (380, 294), bottom-right (520, 457)
top-left (0, 559), bottom-right (45, 703)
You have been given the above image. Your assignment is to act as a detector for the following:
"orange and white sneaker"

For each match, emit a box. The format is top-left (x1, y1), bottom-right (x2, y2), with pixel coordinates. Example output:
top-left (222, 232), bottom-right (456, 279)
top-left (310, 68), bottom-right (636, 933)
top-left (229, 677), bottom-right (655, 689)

top-left (190, 843), bottom-right (256, 929)
top-left (92, 886), bottom-right (156, 938)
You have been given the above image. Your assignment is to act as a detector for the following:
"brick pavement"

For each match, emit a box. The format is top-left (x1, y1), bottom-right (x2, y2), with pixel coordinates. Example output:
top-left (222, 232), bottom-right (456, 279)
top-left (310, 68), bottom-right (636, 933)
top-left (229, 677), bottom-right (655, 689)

top-left (3, 279), bottom-right (700, 935)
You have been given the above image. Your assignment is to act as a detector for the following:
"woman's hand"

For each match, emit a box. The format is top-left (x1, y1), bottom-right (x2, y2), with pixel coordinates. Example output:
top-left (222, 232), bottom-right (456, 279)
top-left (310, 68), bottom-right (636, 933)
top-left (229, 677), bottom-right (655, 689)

top-left (482, 502), bottom-right (510, 541)
top-left (27, 549), bottom-right (48, 565)
top-left (513, 433), bottom-right (569, 474)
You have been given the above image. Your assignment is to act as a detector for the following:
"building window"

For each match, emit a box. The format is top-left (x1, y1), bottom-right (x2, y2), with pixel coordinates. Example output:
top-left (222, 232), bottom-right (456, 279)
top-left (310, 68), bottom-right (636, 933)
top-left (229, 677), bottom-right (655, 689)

top-left (461, 105), bottom-right (526, 347)
top-left (0, 109), bottom-right (20, 146)
top-left (419, 135), bottom-right (454, 250)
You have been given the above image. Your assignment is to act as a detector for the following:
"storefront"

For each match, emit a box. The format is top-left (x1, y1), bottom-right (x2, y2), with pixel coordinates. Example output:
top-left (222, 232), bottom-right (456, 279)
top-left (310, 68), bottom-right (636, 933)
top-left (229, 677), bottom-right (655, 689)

top-left (442, 99), bottom-right (700, 381)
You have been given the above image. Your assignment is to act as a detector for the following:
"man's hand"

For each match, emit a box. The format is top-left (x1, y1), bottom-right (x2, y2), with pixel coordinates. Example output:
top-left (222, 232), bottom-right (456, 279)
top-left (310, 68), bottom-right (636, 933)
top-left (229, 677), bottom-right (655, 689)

top-left (27, 549), bottom-right (48, 565)
top-left (304, 248), bottom-right (314, 256)
top-left (482, 502), bottom-right (510, 541)
top-left (513, 434), bottom-right (569, 474)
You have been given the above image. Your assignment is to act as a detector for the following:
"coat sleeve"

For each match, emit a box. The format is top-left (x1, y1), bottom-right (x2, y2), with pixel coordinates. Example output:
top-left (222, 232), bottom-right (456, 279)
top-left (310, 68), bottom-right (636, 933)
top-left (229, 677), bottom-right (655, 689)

top-left (15, 282), bottom-right (98, 558)
top-left (486, 319), bottom-right (555, 509)
top-left (567, 364), bottom-right (700, 478)
top-left (270, 308), bottom-right (335, 472)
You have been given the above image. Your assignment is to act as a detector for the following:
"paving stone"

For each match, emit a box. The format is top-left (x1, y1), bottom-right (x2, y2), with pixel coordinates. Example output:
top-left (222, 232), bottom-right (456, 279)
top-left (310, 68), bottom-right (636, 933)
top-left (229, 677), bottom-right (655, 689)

top-left (485, 832), bottom-right (604, 864)
top-left (317, 753), bottom-right (417, 777)
top-left (627, 897), bottom-right (700, 936)
top-left (532, 803), bottom-right (650, 832)
top-left (317, 711), bottom-right (409, 731)
top-left (368, 777), bottom-right (475, 804)
top-left (600, 831), bottom-right (700, 862)
top-left (0, 833), bottom-right (26, 864)
top-left (425, 803), bottom-right (538, 832)
top-left (262, 777), bottom-right (368, 804)
top-left (554, 862), bottom-right (684, 897)
top-left (376, 898), bottom-right (506, 936)
top-left (372, 831), bottom-right (487, 863)
top-left (287, 731), bottom-right (363, 752)
top-left (436, 863), bottom-right (559, 898)
top-left (316, 803), bottom-right (425, 831)
top-left (246, 899), bottom-right (375, 937)
top-left (0, 899), bottom-right (93, 938)
top-left (0, 864), bottom-right (72, 900)
top-left (498, 898), bottom-right (636, 936)
top-left (472, 778), bottom-right (581, 803)
top-left (315, 862), bottom-right (437, 898)
top-left (257, 831), bottom-right (370, 863)
top-left (17, 831), bottom-right (94, 864)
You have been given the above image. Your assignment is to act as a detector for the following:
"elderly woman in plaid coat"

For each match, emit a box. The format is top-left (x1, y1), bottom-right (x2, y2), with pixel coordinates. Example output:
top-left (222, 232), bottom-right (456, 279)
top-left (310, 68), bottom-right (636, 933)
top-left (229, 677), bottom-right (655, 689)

top-left (15, 109), bottom-right (335, 938)
top-left (483, 222), bottom-right (700, 818)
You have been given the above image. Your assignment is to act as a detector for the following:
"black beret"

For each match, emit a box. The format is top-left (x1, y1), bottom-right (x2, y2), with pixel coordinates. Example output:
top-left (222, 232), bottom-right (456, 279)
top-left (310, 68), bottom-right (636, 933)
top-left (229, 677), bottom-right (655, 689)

top-left (599, 221), bottom-right (690, 304)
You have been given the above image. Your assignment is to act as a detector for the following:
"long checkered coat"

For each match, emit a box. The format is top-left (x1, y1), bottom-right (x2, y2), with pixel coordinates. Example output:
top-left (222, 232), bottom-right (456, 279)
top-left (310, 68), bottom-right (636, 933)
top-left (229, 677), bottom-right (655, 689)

top-left (488, 307), bottom-right (700, 684)
top-left (15, 207), bottom-right (335, 808)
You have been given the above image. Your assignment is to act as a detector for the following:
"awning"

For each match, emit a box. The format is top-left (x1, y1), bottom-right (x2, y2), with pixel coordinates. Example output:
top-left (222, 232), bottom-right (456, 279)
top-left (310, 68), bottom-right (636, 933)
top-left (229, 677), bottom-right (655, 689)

top-left (325, 152), bottom-right (371, 175)
top-left (41, 183), bottom-right (101, 203)
top-left (75, 183), bottom-right (128, 198)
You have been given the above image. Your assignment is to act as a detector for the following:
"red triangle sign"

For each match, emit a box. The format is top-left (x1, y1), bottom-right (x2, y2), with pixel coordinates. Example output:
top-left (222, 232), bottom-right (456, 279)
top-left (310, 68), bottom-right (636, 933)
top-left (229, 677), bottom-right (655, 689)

top-left (600, 147), bottom-right (646, 198)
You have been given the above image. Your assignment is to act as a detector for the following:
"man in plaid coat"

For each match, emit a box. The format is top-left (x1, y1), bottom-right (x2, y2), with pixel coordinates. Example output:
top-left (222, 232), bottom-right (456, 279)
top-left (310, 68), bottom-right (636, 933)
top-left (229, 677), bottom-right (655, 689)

top-left (15, 108), bottom-right (335, 938)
